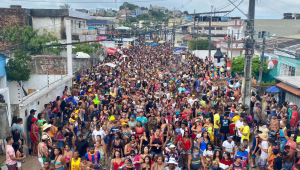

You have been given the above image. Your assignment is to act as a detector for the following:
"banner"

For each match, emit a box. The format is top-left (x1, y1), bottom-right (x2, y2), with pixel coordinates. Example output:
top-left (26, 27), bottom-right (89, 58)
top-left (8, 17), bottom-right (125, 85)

top-left (212, 79), bottom-right (228, 86)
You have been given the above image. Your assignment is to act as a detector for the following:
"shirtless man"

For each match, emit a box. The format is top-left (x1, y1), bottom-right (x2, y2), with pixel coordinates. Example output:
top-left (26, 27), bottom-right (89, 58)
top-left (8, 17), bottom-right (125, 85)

top-left (80, 157), bottom-right (94, 170)
top-left (269, 114), bottom-right (280, 135)
top-left (283, 145), bottom-right (294, 170)
top-left (203, 100), bottom-right (211, 115)
top-left (40, 161), bottom-right (54, 170)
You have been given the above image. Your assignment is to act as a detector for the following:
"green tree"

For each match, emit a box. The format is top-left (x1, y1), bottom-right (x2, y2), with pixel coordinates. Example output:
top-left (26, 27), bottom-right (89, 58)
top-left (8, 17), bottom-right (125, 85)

top-left (137, 14), bottom-right (150, 20)
top-left (119, 2), bottom-right (138, 10)
top-left (141, 7), bottom-right (148, 10)
top-left (60, 4), bottom-right (70, 9)
top-left (187, 38), bottom-right (214, 51)
top-left (0, 25), bottom-right (62, 81)
top-left (183, 11), bottom-right (189, 14)
top-left (231, 56), bottom-right (268, 76)
top-left (73, 42), bottom-right (102, 56)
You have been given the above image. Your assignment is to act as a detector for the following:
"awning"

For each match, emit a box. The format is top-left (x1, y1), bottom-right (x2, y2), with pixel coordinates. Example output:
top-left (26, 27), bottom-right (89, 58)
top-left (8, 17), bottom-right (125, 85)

top-left (276, 82), bottom-right (300, 96)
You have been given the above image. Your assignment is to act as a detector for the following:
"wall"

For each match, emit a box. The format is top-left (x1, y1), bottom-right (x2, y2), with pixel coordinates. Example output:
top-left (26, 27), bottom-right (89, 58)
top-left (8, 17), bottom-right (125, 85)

top-left (8, 56), bottom-right (92, 104)
top-left (0, 7), bottom-right (26, 51)
top-left (192, 50), bottom-right (217, 60)
top-left (32, 16), bottom-right (64, 39)
top-left (243, 19), bottom-right (300, 42)
top-left (277, 55), bottom-right (300, 76)
top-left (0, 103), bottom-right (19, 139)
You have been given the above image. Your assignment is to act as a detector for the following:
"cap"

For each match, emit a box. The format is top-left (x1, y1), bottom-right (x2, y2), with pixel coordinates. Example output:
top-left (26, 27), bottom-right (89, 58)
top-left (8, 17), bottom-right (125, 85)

top-left (192, 94), bottom-right (195, 97)
top-left (227, 136), bottom-right (234, 139)
top-left (30, 109), bottom-right (37, 114)
top-left (41, 135), bottom-right (48, 140)
top-left (130, 115), bottom-right (135, 118)
top-left (122, 122), bottom-right (128, 125)
top-left (31, 117), bottom-right (38, 122)
top-left (94, 164), bottom-right (103, 170)
top-left (195, 119), bottom-right (200, 122)
top-left (170, 144), bottom-right (176, 148)
top-left (167, 158), bottom-right (177, 164)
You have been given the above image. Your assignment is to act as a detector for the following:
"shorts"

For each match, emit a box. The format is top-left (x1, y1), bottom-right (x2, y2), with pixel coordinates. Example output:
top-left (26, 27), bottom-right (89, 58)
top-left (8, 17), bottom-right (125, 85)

top-left (38, 157), bottom-right (44, 167)
top-left (181, 149), bottom-right (191, 154)
top-left (221, 133), bottom-right (228, 141)
top-left (284, 162), bottom-right (293, 170)
top-left (235, 136), bottom-right (241, 143)
top-left (57, 141), bottom-right (64, 148)
top-left (254, 119), bottom-right (261, 125)
top-left (257, 158), bottom-right (268, 168)
top-left (214, 128), bottom-right (220, 138)
top-left (52, 113), bottom-right (57, 118)
top-left (151, 151), bottom-right (161, 157)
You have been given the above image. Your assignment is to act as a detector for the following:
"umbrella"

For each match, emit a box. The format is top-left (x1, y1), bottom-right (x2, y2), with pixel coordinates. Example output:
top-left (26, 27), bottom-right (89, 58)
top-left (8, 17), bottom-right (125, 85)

top-left (120, 55), bottom-right (129, 59)
top-left (102, 63), bottom-right (117, 67)
top-left (108, 47), bottom-right (117, 51)
top-left (266, 86), bottom-right (280, 93)
top-left (152, 43), bottom-right (158, 46)
top-left (107, 49), bottom-right (116, 55)
top-left (267, 59), bottom-right (278, 68)
top-left (158, 40), bottom-right (165, 44)
top-left (179, 45), bottom-right (187, 48)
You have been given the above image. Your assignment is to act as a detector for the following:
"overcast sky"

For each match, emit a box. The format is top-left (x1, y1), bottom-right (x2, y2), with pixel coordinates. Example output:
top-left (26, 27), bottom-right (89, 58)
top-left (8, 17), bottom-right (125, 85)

top-left (1, 0), bottom-right (300, 19)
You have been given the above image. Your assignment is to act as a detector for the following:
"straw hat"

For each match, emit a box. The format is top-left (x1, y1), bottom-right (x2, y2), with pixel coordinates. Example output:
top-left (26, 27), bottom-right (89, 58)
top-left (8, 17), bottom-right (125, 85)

top-left (259, 132), bottom-right (268, 140)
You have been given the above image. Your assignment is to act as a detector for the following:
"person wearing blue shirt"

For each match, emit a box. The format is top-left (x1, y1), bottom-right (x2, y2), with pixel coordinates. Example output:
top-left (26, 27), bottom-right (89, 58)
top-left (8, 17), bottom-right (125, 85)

top-left (178, 84), bottom-right (185, 93)
top-left (109, 122), bottom-right (121, 141)
top-left (85, 145), bottom-right (101, 164)
top-left (135, 112), bottom-right (148, 128)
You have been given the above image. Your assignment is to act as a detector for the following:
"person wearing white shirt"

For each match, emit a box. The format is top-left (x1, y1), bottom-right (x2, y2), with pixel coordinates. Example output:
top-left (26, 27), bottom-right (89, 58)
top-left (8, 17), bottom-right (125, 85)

top-left (92, 125), bottom-right (106, 143)
top-left (188, 95), bottom-right (197, 106)
top-left (235, 117), bottom-right (244, 147)
top-left (222, 136), bottom-right (235, 158)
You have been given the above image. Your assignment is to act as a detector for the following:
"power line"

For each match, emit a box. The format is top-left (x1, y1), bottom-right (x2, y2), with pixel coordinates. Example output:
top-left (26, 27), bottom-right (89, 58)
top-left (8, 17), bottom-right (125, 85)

top-left (9, 0), bottom-right (166, 3)
top-left (259, 0), bottom-right (281, 14)
top-left (273, 0), bottom-right (300, 10)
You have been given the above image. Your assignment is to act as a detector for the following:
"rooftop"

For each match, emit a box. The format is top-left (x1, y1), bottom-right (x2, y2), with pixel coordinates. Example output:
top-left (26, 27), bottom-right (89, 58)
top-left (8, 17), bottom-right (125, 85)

top-left (275, 76), bottom-right (300, 88)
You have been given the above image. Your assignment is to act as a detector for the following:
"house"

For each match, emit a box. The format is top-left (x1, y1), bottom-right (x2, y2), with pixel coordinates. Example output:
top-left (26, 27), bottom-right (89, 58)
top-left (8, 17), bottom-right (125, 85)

top-left (96, 8), bottom-right (106, 16)
top-left (75, 9), bottom-right (87, 13)
top-left (142, 10), bottom-right (149, 15)
top-left (150, 5), bottom-right (165, 12)
top-left (118, 9), bottom-right (127, 15)
top-left (107, 8), bottom-right (113, 14)
top-left (28, 9), bottom-right (92, 40)
top-left (136, 10), bottom-right (142, 16)
top-left (275, 76), bottom-right (300, 106)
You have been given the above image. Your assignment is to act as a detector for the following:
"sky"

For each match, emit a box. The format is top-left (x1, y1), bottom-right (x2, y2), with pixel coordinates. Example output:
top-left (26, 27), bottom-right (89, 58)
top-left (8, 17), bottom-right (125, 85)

top-left (1, 0), bottom-right (300, 19)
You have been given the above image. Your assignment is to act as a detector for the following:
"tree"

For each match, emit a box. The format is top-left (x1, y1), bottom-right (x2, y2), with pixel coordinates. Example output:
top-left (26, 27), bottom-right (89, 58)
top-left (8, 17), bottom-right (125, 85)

top-left (141, 7), bottom-right (148, 10)
top-left (231, 56), bottom-right (268, 76)
top-left (137, 14), bottom-right (150, 21)
top-left (0, 25), bottom-right (62, 82)
top-left (60, 4), bottom-right (70, 9)
top-left (119, 2), bottom-right (138, 10)
top-left (73, 42), bottom-right (102, 56)
top-left (183, 11), bottom-right (189, 14)
top-left (127, 17), bottom-right (137, 23)
top-left (187, 38), bottom-right (214, 51)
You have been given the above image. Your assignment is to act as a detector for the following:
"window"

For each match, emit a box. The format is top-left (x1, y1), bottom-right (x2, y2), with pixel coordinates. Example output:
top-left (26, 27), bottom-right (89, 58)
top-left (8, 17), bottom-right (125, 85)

top-left (258, 31), bottom-right (262, 39)
top-left (177, 41), bottom-right (182, 43)
top-left (216, 27), bottom-right (222, 30)
top-left (79, 21), bottom-right (81, 28)
top-left (237, 30), bottom-right (240, 39)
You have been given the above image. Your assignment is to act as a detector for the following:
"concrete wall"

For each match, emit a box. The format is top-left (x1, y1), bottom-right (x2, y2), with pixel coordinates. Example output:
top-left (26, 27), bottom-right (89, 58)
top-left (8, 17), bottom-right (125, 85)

top-left (32, 16), bottom-right (64, 39)
top-left (0, 103), bottom-right (19, 139)
top-left (192, 50), bottom-right (217, 60)
top-left (243, 19), bottom-right (300, 41)
top-left (277, 55), bottom-right (300, 76)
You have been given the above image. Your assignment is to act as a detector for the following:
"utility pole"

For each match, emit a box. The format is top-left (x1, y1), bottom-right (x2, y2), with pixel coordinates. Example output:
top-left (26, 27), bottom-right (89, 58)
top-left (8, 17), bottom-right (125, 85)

top-left (193, 9), bottom-right (196, 38)
top-left (196, 18), bottom-right (199, 58)
top-left (257, 36), bottom-right (265, 92)
top-left (172, 7), bottom-right (175, 54)
top-left (242, 0), bottom-right (255, 112)
top-left (208, 5), bottom-right (213, 58)
top-left (230, 30), bottom-right (234, 61)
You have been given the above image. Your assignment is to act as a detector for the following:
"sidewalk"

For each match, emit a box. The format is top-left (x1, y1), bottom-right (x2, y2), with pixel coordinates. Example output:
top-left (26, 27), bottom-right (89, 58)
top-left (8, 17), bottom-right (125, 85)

top-left (0, 155), bottom-right (42, 170)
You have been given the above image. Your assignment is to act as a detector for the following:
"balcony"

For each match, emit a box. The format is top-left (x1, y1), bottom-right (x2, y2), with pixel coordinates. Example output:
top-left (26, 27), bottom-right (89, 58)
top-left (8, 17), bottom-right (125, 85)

top-left (220, 40), bottom-right (245, 51)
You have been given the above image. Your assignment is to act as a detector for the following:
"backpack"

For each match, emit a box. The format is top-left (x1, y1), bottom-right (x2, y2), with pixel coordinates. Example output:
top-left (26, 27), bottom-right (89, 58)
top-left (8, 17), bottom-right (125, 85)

top-left (12, 129), bottom-right (20, 142)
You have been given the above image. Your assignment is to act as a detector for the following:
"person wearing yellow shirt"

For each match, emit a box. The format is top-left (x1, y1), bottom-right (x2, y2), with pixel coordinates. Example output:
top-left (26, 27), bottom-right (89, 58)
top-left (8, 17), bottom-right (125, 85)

top-left (241, 120), bottom-right (250, 142)
top-left (214, 109), bottom-right (221, 146)
top-left (231, 111), bottom-right (240, 125)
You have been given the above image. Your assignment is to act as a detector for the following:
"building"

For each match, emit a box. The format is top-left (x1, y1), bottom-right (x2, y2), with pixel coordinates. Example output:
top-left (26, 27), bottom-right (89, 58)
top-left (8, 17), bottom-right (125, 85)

top-left (107, 8), bottom-right (113, 14)
top-left (275, 76), bottom-right (300, 106)
top-left (136, 10), bottom-right (142, 16)
top-left (96, 8), bottom-right (106, 16)
top-left (118, 9), bottom-right (127, 15)
top-left (29, 9), bottom-right (91, 39)
top-left (142, 10), bottom-right (149, 15)
top-left (75, 9), bottom-right (87, 13)
top-left (150, 5), bottom-right (166, 12)
top-left (168, 18), bottom-right (182, 27)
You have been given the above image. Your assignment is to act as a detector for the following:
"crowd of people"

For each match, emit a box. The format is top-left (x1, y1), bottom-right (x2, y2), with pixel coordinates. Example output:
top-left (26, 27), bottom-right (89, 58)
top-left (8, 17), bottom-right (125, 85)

top-left (4, 42), bottom-right (300, 170)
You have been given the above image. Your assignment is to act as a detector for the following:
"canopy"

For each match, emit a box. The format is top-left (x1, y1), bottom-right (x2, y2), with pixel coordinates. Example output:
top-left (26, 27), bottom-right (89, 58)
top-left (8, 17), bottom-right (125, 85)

top-left (152, 43), bottom-right (158, 46)
top-left (179, 45), bottom-right (187, 48)
top-left (108, 47), bottom-right (117, 51)
top-left (107, 49), bottom-right (116, 55)
top-left (158, 40), bottom-right (165, 44)
top-left (102, 63), bottom-right (117, 67)
top-left (266, 86), bottom-right (280, 93)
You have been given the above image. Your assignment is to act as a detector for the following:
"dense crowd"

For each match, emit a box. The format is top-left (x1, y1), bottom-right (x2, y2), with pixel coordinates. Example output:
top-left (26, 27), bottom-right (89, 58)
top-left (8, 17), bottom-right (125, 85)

top-left (4, 43), bottom-right (300, 170)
